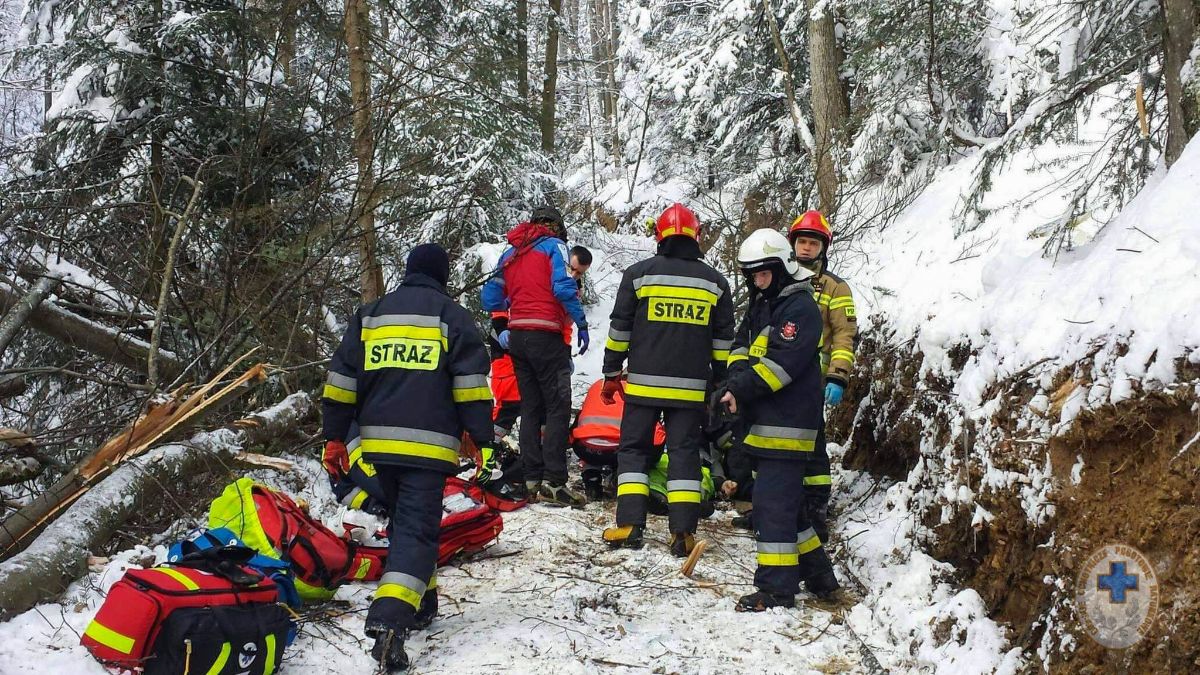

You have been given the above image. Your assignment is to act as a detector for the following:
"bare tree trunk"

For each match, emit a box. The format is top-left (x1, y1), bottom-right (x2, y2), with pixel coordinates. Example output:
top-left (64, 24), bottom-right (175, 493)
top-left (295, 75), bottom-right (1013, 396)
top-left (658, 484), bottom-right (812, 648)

top-left (806, 0), bottom-right (849, 213)
top-left (606, 0), bottom-right (621, 156)
top-left (0, 275), bottom-right (60, 360)
top-left (518, 0), bottom-right (530, 102)
top-left (761, 0), bottom-right (815, 157)
top-left (1161, 0), bottom-right (1199, 166)
top-left (0, 393), bottom-right (312, 620)
top-left (344, 0), bottom-right (385, 302)
top-left (147, 175), bottom-right (204, 390)
top-left (541, 0), bottom-right (563, 154)
top-left (0, 281), bottom-right (183, 378)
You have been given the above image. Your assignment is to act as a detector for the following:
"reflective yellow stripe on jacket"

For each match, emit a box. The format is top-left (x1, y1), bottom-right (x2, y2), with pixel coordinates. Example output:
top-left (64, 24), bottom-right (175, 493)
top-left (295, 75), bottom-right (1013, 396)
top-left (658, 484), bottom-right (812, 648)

top-left (359, 425), bottom-right (461, 466)
top-left (623, 373), bottom-right (707, 403)
top-left (742, 424), bottom-right (818, 453)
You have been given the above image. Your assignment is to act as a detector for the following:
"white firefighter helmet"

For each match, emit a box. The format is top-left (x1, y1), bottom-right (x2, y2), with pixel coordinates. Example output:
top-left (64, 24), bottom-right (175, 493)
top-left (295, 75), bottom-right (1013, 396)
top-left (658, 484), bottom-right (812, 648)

top-left (736, 228), bottom-right (803, 279)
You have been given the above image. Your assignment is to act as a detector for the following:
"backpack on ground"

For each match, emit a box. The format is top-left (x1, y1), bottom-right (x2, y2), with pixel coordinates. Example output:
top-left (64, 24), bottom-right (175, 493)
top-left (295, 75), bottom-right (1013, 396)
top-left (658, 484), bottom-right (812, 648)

top-left (207, 478), bottom-right (384, 602)
top-left (168, 527), bottom-right (303, 609)
top-left (81, 559), bottom-right (289, 674)
top-left (439, 477), bottom-right (504, 565)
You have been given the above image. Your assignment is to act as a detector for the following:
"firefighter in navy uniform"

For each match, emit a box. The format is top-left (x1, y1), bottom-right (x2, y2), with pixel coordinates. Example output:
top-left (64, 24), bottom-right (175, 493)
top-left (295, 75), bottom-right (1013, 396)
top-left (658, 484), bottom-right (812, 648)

top-left (718, 229), bottom-right (843, 611)
top-left (321, 243), bottom-right (495, 671)
top-left (601, 203), bottom-right (735, 557)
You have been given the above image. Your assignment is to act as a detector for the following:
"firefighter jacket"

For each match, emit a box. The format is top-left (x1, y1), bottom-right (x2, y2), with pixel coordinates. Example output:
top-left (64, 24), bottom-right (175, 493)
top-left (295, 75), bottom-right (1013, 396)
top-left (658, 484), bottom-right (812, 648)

top-left (725, 280), bottom-right (824, 461)
top-left (602, 237), bottom-right (735, 409)
top-left (806, 261), bottom-right (857, 387)
top-left (322, 273), bottom-right (493, 474)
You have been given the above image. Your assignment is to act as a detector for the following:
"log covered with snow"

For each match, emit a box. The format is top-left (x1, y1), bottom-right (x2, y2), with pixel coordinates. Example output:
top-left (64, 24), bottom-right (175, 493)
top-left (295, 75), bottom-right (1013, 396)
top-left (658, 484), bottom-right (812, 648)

top-left (0, 280), bottom-right (183, 378)
top-left (0, 392), bottom-right (312, 620)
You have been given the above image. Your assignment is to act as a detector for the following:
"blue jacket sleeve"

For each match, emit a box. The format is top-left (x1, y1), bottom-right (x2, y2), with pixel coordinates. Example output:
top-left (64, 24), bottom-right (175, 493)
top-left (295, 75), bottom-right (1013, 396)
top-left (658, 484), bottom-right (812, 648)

top-left (547, 240), bottom-right (588, 328)
top-left (480, 249), bottom-right (512, 312)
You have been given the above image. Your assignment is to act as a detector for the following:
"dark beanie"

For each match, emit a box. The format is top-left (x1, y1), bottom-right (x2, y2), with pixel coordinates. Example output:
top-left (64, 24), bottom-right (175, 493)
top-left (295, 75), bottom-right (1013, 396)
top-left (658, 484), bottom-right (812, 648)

top-left (405, 243), bottom-right (450, 286)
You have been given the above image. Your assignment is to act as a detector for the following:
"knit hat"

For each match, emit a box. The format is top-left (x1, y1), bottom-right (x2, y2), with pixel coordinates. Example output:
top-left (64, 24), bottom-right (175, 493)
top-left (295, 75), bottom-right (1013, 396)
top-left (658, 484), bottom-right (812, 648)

top-left (405, 243), bottom-right (450, 286)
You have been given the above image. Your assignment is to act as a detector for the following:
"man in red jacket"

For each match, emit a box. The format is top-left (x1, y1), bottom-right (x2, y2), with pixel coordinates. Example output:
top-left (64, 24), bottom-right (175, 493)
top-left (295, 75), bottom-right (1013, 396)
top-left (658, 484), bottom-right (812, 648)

top-left (481, 206), bottom-right (590, 507)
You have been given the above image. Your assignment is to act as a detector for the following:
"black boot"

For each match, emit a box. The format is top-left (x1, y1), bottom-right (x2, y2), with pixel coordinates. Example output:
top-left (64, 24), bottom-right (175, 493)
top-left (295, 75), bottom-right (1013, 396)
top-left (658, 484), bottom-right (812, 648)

top-left (413, 589), bottom-right (438, 630)
top-left (368, 628), bottom-right (410, 672)
top-left (602, 524), bottom-right (644, 549)
top-left (731, 510), bottom-right (754, 530)
top-left (735, 590), bottom-right (795, 612)
top-left (582, 469), bottom-right (605, 501)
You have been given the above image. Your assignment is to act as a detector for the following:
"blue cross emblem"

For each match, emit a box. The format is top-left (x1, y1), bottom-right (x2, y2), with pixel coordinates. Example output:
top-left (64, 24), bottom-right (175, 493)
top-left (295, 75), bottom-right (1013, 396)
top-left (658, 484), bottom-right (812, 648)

top-left (1097, 561), bottom-right (1138, 603)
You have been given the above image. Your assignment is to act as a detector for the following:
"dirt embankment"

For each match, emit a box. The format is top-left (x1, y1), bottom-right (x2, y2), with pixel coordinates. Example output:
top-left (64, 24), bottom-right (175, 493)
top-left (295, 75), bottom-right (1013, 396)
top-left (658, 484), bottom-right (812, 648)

top-left (832, 328), bottom-right (1199, 672)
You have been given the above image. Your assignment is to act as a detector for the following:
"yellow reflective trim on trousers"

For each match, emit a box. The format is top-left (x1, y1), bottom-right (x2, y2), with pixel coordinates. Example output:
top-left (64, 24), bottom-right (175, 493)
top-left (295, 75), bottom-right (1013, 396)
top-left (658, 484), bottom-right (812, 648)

top-left (798, 535), bottom-right (823, 555)
top-left (831, 349), bottom-right (855, 364)
top-left (667, 490), bottom-right (702, 504)
top-left (752, 363), bottom-right (785, 392)
top-left (264, 633), bottom-right (277, 675)
top-left (452, 386), bottom-right (491, 403)
top-left (377, 582), bottom-right (424, 610)
top-left (635, 285), bottom-right (719, 305)
top-left (360, 438), bottom-right (459, 465)
top-left (205, 642), bottom-right (232, 675)
top-left (360, 324), bottom-right (448, 349)
top-left (154, 567), bottom-right (201, 590)
top-left (804, 474), bottom-right (832, 486)
top-left (743, 434), bottom-right (815, 452)
top-left (712, 349), bottom-right (729, 363)
top-left (727, 353), bottom-right (749, 365)
top-left (828, 296), bottom-right (854, 310)
top-left (350, 489), bottom-right (369, 509)
top-left (617, 482), bottom-right (650, 497)
top-left (605, 337), bottom-right (629, 352)
top-left (322, 383), bottom-right (357, 404)
top-left (757, 551), bottom-right (799, 566)
top-left (623, 382), bottom-right (706, 402)
top-left (83, 620), bottom-right (136, 655)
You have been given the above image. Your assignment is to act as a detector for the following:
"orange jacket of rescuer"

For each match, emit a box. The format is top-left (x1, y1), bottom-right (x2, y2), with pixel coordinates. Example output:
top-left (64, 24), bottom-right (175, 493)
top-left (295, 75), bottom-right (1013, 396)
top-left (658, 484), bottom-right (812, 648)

top-left (571, 378), bottom-right (666, 449)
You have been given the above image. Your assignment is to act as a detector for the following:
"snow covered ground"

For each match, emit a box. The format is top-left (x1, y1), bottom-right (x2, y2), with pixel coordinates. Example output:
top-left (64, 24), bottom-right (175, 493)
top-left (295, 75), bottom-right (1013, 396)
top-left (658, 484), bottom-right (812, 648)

top-left (0, 442), bottom-right (1022, 674)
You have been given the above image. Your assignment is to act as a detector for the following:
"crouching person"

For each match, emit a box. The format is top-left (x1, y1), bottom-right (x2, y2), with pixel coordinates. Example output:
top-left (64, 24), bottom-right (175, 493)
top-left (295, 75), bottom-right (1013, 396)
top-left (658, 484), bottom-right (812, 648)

top-left (719, 229), bottom-right (844, 612)
top-left (321, 243), bottom-right (494, 671)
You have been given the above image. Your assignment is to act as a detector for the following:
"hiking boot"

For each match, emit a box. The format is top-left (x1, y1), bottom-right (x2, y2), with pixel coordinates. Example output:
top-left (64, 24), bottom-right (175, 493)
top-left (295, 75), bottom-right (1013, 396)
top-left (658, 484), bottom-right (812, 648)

top-left (413, 589), bottom-right (438, 630)
top-left (731, 510), bottom-right (754, 530)
top-left (486, 479), bottom-right (527, 503)
top-left (735, 590), bottom-right (795, 612)
top-left (603, 525), bottom-right (645, 550)
top-left (582, 471), bottom-right (605, 501)
top-left (668, 532), bottom-right (696, 558)
top-left (538, 482), bottom-right (587, 508)
top-left (525, 481), bottom-right (542, 503)
top-left (368, 628), bottom-right (410, 672)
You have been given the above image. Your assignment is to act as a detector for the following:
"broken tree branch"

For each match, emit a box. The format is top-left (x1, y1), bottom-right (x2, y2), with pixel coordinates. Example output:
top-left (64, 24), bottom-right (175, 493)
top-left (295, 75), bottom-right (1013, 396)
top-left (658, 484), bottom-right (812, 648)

top-left (0, 274), bottom-right (61, 361)
top-left (0, 357), bottom-right (266, 558)
top-left (148, 173), bottom-right (205, 390)
top-left (0, 392), bottom-right (313, 620)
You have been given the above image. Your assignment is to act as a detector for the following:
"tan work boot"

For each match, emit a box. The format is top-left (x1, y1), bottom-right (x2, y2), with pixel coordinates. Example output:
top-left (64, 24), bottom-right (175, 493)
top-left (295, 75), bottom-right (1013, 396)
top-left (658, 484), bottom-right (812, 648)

top-left (603, 525), bottom-right (645, 549)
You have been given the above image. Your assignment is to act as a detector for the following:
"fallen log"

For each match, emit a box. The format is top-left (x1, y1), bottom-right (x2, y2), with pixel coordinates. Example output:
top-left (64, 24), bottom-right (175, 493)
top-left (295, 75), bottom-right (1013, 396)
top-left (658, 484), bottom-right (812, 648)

top-left (0, 275), bottom-right (61, 361)
top-left (0, 357), bottom-right (267, 558)
top-left (0, 391), bottom-right (312, 620)
top-left (0, 278), bottom-right (182, 378)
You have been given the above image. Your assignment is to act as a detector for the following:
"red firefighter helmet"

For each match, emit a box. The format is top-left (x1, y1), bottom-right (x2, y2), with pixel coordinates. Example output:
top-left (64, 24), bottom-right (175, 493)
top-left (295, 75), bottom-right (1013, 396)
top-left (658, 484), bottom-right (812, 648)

top-left (788, 210), bottom-right (833, 247)
top-left (654, 203), bottom-right (701, 242)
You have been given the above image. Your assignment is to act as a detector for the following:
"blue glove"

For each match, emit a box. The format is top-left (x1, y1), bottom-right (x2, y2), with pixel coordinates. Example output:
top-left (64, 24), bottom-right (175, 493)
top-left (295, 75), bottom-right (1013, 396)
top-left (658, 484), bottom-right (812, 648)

top-left (577, 328), bottom-right (590, 354)
top-left (824, 382), bottom-right (844, 406)
top-left (498, 330), bottom-right (510, 350)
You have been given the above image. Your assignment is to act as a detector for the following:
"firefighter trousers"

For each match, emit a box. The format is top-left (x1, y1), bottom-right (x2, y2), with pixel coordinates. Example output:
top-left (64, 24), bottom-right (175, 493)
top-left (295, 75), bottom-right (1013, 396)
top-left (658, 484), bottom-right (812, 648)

top-left (803, 427), bottom-right (831, 544)
top-left (365, 465), bottom-right (443, 634)
top-left (615, 404), bottom-right (704, 534)
top-left (752, 456), bottom-right (839, 597)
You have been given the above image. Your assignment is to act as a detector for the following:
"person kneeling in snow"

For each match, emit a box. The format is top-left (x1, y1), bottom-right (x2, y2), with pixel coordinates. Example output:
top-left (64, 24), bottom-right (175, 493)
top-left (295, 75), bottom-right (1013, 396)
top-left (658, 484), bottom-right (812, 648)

top-left (321, 243), bottom-right (496, 671)
top-left (720, 229), bottom-right (847, 612)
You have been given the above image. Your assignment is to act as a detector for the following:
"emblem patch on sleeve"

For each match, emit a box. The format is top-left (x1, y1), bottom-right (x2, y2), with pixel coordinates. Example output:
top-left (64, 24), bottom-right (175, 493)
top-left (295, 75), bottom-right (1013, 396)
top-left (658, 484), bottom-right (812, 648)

top-left (780, 321), bottom-right (797, 341)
